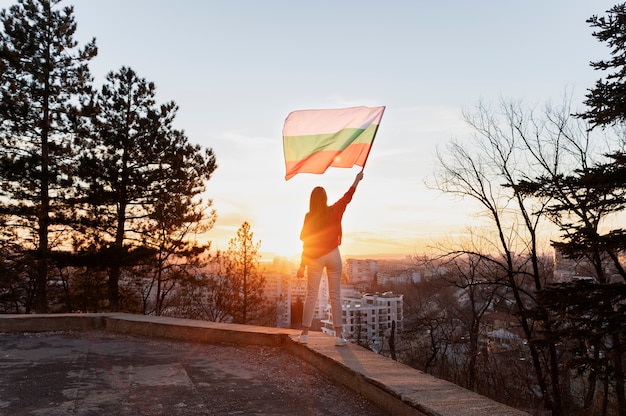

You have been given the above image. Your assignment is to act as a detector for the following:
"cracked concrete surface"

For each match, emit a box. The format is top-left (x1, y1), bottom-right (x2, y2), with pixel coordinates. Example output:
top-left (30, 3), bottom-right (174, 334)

top-left (0, 331), bottom-right (389, 416)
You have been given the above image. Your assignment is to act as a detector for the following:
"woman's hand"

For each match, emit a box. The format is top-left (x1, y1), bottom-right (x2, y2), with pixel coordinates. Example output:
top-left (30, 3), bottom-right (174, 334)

top-left (352, 171), bottom-right (364, 188)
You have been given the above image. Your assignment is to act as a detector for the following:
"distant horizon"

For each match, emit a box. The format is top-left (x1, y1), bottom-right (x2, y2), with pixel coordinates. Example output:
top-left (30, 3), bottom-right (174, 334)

top-left (222, 250), bottom-right (416, 265)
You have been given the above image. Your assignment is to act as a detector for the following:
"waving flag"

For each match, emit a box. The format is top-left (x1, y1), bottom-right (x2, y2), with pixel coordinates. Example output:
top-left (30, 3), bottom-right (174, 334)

top-left (282, 105), bottom-right (385, 180)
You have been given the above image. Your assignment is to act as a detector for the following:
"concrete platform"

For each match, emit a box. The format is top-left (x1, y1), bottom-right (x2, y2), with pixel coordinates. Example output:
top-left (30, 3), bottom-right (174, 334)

top-left (0, 314), bottom-right (530, 416)
top-left (0, 331), bottom-right (387, 416)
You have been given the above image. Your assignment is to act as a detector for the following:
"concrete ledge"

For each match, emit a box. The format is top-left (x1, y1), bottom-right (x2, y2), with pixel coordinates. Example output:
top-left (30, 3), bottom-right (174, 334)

top-left (104, 313), bottom-right (293, 347)
top-left (0, 312), bottom-right (106, 332)
top-left (0, 313), bottom-right (529, 416)
top-left (285, 336), bottom-right (425, 415)
top-left (285, 333), bottom-right (529, 416)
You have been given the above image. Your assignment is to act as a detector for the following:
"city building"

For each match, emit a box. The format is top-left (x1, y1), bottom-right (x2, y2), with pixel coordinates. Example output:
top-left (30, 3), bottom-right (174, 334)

top-left (345, 258), bottom-right (378, 290)
top-left (321, 291), bottom-right (403, 352)
top-left (346, 257), bottom-right (423, 287)
top-left (377, 269), bottom-right (421, 286)
top-left (267, 258), bottom-right (406, 336)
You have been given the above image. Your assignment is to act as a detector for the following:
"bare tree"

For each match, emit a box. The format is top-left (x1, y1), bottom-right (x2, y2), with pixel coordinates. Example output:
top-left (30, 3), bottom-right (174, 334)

top-left (400, 276), bottom-right (457, 378)
top-left (445, 254), bottom-right (504, 390)
top-left (430, 95), bottom-right (615, 415)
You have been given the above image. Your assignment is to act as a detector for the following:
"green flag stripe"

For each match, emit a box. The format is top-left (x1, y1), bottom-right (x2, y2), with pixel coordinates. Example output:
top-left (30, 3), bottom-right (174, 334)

top-left (283, 125), bottom-right (378, 161)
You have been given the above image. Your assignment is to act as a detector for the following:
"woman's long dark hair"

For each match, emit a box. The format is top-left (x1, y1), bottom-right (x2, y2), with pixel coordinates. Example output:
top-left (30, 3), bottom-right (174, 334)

top-left (307, 186), bottom-right (330, 229)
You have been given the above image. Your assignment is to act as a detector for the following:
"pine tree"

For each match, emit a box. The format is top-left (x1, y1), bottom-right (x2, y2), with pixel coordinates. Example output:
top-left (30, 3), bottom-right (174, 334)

top-left (75, 66), bottom-right (216, 312)
top-left (580, 3), bottom-right (626, 128)
top-left (224, 221), bottom-right (270, 325)
top-left (0, 0), bottom-right (96, 312)
top-left (145, 166), bottom-right (217, 316)
top-left (532, 281), bottom-right (626, 413)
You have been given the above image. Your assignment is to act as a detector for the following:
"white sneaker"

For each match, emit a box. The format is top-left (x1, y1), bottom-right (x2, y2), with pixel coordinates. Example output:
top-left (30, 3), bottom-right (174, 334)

top-left (335, 337), bottom-right (347, 346)
top-left (297, 334), bottom-right (308, 344)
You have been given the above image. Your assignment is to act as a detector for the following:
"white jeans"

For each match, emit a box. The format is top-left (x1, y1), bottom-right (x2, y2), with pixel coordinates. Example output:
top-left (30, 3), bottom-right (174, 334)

top-left (302, 247), bottom-right (343, 329)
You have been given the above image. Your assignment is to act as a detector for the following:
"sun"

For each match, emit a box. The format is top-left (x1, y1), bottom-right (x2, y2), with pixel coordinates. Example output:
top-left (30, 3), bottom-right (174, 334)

top-left (260, 233), bottom-right (302, 261)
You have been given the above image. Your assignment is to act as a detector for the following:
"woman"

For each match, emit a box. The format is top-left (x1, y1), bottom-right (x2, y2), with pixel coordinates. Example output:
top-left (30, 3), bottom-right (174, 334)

top-left (297, 171), bottom-right (364, 346)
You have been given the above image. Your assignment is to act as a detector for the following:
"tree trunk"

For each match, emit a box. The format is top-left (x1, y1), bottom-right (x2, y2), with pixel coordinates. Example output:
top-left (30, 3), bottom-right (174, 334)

top-left (35, 47), bottom-right (52, 314)
top-left (613, 333), bottom-right (626, 416)
top-left (108, 266), bottom-right (120, 312)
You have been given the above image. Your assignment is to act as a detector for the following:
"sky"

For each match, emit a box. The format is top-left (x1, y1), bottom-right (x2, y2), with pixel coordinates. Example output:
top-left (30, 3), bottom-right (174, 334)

top-left (1, 0), bottom-right (619, 260)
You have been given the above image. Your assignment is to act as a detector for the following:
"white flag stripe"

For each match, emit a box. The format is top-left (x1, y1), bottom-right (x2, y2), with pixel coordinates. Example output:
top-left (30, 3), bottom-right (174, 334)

top-left (282, 106), bottom-right (385, 136)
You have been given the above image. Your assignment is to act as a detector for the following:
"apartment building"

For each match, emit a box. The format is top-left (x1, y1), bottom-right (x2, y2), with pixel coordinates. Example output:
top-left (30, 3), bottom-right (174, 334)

top-left (321, 291), bottom-right (403, 352)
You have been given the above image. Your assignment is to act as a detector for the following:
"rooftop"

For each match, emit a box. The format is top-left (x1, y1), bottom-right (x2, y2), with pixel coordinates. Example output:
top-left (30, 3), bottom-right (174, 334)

top-left (0, 313), bottom-right (530, 415)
